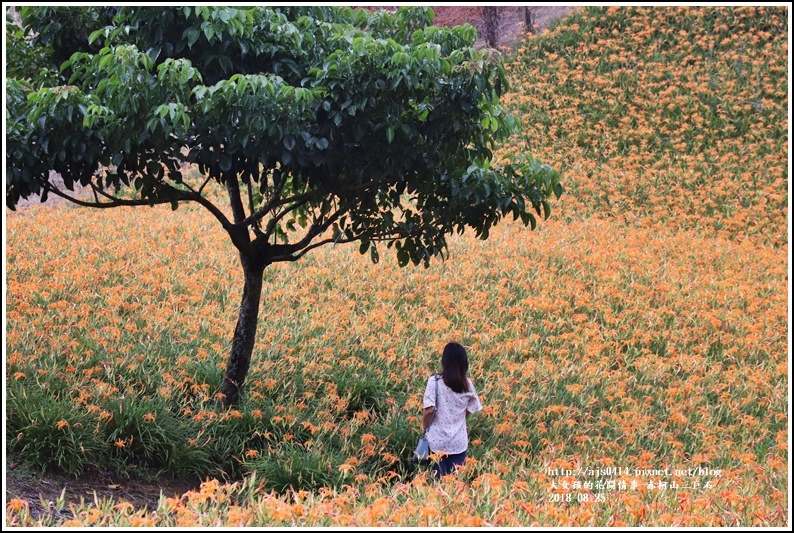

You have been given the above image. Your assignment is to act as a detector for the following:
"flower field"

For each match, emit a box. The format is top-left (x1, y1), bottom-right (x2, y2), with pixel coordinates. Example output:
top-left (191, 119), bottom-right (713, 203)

top-left (5, 6), bottom-right (789, 527)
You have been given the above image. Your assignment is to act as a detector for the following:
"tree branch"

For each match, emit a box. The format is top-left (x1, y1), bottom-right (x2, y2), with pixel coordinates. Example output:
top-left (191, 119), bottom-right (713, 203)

top-left (44, 183), bottom-right (153, 209)
top-left (270, 229), bottom-right (404, 263)
top-left (262, 196), bottom-right (313, 244)
top-left (287, 208), bottom-right (344, 253)
top-left (241, 184), bottom-right (318, 230)
top-left (187, 190), bottom-right (236, 234)
top-left (176, 176), bottom-right (198, 194)
top-left (267, 207), bottom-right (345, 261)
top-left (43, 178), bottom-right (247, 252)
top-left (197, 173), bottom-right (213, 194)
top-left (246, 178), bottom-right (263, 236)
top-left (88, 180), bottom-right (235, 233)
top-left (240, 174), bottom-right (398, 230)
top-left (225, 176), bottom-right (248, 225)
top-left (271, 235), bottom-right (351, 263)
top-left (259, 168), bottom-right (287, 216)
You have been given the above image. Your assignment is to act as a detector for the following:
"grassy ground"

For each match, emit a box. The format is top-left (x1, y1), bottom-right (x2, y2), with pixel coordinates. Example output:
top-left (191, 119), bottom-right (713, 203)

top-left (5, 5), bottom-right (789, 527)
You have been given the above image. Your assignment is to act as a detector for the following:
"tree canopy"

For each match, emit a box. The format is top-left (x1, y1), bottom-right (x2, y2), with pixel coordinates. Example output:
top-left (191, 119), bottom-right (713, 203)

top-left (7, 6), bottom-right (560, 265)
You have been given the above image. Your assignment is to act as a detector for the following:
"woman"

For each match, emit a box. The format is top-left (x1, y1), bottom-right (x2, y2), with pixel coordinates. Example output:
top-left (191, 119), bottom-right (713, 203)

top-left (422, 342), bottom-right (483, 478)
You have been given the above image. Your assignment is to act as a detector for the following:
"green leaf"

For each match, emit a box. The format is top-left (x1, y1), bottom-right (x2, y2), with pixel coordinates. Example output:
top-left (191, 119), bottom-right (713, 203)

top-left (88, 28), bottom-right (105, 45)
top-left (542, 200), bottom-right (551, 220)
top-left (386, 126), bottom-right (394, 144)
top-left (146, 46), bottom-right (162, 63)
top-left (236, 76), bottom-right (247, 96)
top-left (553, 182), bottom-right (563, 199)
top-left (184, 27), bottom-right (200, 48)
top-left (99, 54), bottom-right (114, 69)
top-left (397, 247), bottom-right (409, 267)
top-left (203, 23), bottom-right (215, 42)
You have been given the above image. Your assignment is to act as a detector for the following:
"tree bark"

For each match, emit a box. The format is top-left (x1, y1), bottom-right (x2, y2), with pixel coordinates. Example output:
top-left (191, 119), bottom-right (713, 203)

top-left (483, 6), bottom-right (500, 48)
top-left (524, 7), bottom-right (536, 34)
top-left (219, 253), bottom-right (266, 406)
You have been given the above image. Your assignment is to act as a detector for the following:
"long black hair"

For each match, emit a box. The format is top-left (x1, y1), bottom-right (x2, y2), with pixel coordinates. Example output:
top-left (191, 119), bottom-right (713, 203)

top-left (440, 342), bottom-right (470, 393)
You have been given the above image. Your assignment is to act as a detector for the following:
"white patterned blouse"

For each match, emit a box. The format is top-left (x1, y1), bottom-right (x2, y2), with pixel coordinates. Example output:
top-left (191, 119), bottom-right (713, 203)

top-left (423, 374), bottom-right (483, 455)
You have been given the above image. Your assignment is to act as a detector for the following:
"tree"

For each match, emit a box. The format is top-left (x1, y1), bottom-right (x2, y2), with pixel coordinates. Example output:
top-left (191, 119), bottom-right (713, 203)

top-left (482, 7), bottom-right (501, 48)
top-left (524, 7), bottom-right (538, 34)
top-left (6, 6), bottom-right (562, 406)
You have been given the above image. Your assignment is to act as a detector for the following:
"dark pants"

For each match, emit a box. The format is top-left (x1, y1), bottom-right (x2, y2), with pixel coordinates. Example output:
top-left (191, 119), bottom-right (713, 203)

top-left (430, 450), bottom-right (467, 478)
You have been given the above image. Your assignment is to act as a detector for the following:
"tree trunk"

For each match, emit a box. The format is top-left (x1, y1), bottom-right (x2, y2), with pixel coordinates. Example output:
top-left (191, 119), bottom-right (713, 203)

top-left (524, 7), bottom-right (536, 34)
top-left (219, 253), bottom-right (266, 406)
top-left (483, 7), bottom-right (500, 48)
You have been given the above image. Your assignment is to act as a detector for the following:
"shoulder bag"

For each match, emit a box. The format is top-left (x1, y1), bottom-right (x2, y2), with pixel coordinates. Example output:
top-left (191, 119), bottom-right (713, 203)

top-left (413, 375), bottom-right (439, 463)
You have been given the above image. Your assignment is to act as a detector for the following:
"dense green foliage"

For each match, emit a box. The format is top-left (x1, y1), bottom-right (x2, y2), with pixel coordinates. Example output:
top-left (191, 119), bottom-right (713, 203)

top-left (7, 6), bottom-right (560, 265)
